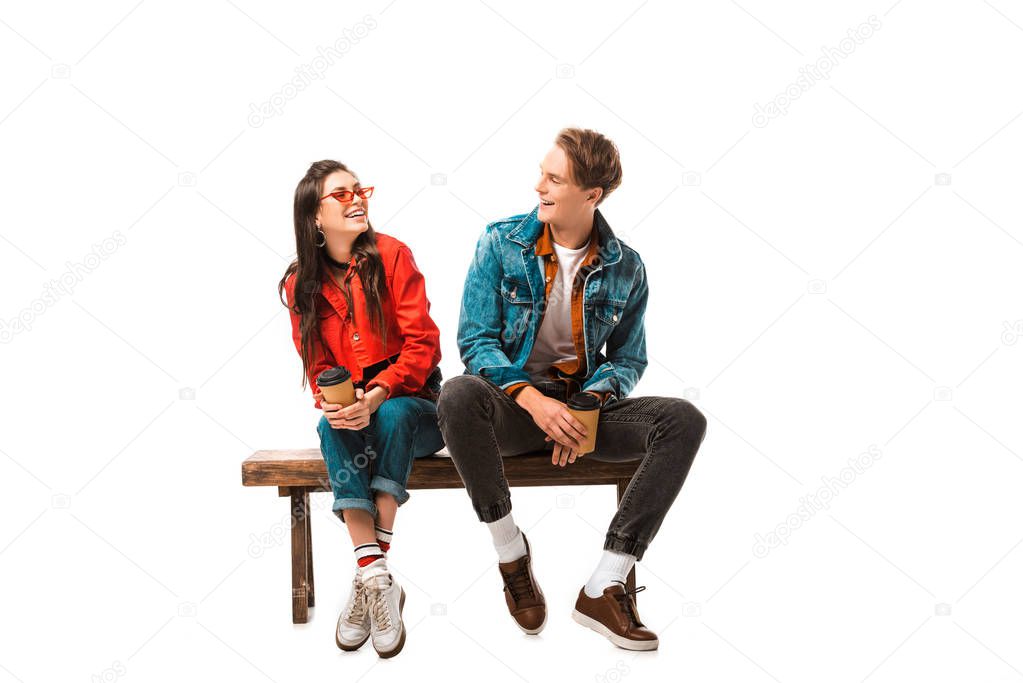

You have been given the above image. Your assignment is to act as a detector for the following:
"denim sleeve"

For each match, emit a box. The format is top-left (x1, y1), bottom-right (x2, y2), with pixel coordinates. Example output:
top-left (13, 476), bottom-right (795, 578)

top-left (581, 260), bottom-right (649, 399)
top-left (456, 227), bottom-right (532, 389)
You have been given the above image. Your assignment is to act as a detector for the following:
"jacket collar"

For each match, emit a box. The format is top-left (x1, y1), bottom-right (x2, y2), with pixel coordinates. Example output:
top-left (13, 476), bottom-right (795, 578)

top-left (535, 219), bottom-right (600, 267)
top-left (507, 205), bottom-right (622, 267)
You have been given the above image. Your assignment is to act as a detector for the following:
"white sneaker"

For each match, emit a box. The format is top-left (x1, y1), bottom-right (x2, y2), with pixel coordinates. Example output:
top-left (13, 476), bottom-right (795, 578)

top-left (362, 561), bottom-right (407, 658)
top-left (335, 569), bottom-right (371, 651)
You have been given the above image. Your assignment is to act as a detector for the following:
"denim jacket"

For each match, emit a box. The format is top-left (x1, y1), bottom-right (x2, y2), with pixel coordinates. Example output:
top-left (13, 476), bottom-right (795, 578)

top-left (456, 206), bottom-right (648, 403)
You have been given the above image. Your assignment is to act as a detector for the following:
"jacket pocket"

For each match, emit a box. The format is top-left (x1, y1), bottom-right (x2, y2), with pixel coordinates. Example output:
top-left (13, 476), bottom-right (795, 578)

top-left (499, 276), bottom-right (533, 346)
top-left (499, 276), bottom-right (533, 305)
top-left (587, 299), bottom-right (626, 355)
top-left (317, 306), bottom-right (340, 320)
top-left (316, 294), bottom-right (342, 319)
top-left (592, 299), bottom-right (626, 327)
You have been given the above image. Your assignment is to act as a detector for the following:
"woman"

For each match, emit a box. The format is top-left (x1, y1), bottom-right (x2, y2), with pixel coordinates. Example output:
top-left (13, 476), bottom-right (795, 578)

top-left (279, 160), bottom-right (444, 658)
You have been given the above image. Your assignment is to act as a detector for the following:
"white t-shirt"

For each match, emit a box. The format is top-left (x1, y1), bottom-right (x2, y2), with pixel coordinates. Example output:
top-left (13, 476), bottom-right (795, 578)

top-left (522, 236), bottom-right (592, 382)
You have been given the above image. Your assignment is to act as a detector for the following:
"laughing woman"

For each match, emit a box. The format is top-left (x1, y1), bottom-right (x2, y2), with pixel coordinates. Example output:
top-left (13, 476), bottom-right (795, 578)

top-left (280, 160), bottom-right (444, 658)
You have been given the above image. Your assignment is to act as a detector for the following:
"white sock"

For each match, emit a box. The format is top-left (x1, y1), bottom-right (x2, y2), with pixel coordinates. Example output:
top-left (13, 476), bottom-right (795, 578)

top-left (486, 511), bottom-right (526, 563)
top-left (584, 550), bottom-right (637, 598)
top-left (360, 556), bottom-right (388, 580)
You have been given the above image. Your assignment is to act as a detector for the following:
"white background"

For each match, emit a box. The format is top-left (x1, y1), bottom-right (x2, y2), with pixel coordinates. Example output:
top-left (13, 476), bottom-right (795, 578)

top-left (2, 1), bottom-right (1022, 680)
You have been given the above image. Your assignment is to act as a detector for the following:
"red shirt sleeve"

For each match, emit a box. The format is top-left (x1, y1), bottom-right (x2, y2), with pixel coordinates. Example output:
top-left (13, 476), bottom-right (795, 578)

top-left (285, 274), bottom-right (336, 410)
top-left (365, 246), bottom-right (442, 399)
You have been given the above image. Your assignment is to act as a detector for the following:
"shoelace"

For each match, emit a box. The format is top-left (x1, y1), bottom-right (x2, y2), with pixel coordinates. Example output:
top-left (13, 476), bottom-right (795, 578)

top-left (500, 563), bottom-right (536, 603)
top-left (612, 580), bottom-right (647, 626)
top-left (365, 575), bottom-right (393, 630)
top-left (345, 577), bottom-right (369, 627)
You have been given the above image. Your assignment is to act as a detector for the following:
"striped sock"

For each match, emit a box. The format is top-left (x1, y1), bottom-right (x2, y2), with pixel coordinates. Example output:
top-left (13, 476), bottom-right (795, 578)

top-left (375, 526), bottom-right (393, 553)
top-left (354, 542), bottom-right (385, 568)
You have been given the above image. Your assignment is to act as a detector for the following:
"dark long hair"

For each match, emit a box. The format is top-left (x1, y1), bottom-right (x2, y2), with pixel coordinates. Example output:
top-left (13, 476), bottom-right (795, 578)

top-left (278, 160), bottom-right (388, 389)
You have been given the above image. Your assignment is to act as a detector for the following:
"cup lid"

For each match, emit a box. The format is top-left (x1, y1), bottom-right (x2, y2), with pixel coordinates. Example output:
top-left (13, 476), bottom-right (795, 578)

top-left (568, 391), bottom-right (601, 410)
top-left (317, 365), bottom-right (351, 386)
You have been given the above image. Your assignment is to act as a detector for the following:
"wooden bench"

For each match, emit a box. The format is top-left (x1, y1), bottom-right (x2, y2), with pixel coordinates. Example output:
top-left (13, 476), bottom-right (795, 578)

top-left (242, 447), bottom-right (641, 623)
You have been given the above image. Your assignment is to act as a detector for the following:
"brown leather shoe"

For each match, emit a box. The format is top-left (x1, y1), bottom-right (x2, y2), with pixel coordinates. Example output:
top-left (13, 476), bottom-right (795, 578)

top-left (572, 581), bottom-right (659, 650)
top-left (497, 532), bottom-right (547, 634)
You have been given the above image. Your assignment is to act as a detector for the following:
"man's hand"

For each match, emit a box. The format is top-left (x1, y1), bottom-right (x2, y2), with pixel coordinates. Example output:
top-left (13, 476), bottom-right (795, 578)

top-left (322, 386), bottom-right (387, 430)
top-left (514, 386), bottom-right (588, 467)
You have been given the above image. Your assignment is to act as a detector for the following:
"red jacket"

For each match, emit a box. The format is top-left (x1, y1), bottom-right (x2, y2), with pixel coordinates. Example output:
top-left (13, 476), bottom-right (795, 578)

top-left (285, 232), bottom-right (441, 410)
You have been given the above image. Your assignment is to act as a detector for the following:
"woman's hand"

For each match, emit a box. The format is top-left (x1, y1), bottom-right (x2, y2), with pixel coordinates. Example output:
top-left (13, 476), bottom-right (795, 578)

top-left (362, 386), bottom-right (388, 414)
top-left (322, 387), bottom-right (387, 430)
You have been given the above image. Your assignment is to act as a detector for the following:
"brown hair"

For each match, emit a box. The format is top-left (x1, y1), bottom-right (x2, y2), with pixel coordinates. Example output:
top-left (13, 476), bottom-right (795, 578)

top-left (554, 127), bottom-right (623, 205)
top-left (277, 160), bottom-right (388, 390)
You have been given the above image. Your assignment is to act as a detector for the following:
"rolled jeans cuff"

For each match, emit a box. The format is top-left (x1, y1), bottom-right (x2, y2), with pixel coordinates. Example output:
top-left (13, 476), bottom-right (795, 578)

top-left (332, 497), bottom-right (377, 524)
top-left (474, 495), bottom-right (513, 523)
top-left (370, 475), bottom-right (410, 506)
top-left (604, 532), bottom-right (648, 562)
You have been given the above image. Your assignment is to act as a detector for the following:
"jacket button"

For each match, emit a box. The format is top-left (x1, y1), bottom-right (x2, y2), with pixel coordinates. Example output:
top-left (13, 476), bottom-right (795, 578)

top-left (353, 332), bottom-right (360, 341)
top-left (612, 314), bottom-right (618, 322)
top-left (545, 276), bottom-right (551, 282)
top-left (510, 291), bottom-right (517, 299)
top-left (551, 255), bottom-right (557, 262)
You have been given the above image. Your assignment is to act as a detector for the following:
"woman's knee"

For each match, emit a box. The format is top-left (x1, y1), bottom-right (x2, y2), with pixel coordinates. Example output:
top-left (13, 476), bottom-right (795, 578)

top-left (374, 397), bottom-right (422, 434)
top-left (316, 413), bottom-right (331, 437)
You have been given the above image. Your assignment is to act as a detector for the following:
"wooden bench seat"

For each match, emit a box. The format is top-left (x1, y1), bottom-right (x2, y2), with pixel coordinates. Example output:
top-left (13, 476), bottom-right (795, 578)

top-left (242, 447), bottom-right (640, 623)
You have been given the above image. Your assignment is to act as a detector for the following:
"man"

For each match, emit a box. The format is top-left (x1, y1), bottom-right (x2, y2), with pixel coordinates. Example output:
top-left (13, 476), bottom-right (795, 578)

top-left (437, 128), bottom-right (707, 651)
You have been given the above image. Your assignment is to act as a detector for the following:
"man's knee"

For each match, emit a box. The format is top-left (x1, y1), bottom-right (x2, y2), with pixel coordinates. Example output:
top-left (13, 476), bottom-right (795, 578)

top-left (437, 374), bottom-right (491, 419)
top-left (665, 398), bottom-right (707, 443)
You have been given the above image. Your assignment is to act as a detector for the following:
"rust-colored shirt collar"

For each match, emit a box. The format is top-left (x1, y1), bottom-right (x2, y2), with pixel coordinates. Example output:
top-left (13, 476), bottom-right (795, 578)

top-left (535, 220), bottom-right (600, 266)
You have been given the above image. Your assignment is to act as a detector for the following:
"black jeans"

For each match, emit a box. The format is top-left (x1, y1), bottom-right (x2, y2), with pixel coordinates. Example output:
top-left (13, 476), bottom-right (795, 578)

top-left (436, 374), bottom-right (708, 561)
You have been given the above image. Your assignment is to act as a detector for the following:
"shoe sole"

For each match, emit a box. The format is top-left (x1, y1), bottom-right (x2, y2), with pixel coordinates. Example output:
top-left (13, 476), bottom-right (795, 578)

top-left (373, 587), bottom-right (407, 659)
top-left (336, 597), bottom-right (370, 651)
top-left (336, 630), bottom-right (369, 652)
top-left (571, 609), bottom-right (659, 651)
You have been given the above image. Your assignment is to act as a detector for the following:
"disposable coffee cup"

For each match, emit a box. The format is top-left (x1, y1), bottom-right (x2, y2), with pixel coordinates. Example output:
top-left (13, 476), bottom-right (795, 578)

top-left (567, 391), bottom-right (601, 454)
top-left (316, 366), bottom-right (356, 408)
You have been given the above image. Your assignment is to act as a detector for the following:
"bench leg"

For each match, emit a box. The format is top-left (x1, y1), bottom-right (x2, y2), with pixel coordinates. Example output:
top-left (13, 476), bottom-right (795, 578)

top-left (305, 496), bottom-right (315, 608)
top-left (616, 479), bottom-right (637, 601)
top-left (290, 488), bottom-right (311, 623)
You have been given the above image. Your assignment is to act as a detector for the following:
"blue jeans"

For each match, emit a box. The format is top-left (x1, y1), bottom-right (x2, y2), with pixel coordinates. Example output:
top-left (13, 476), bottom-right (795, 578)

top-left (317, 396), bottom-right (445, 523)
